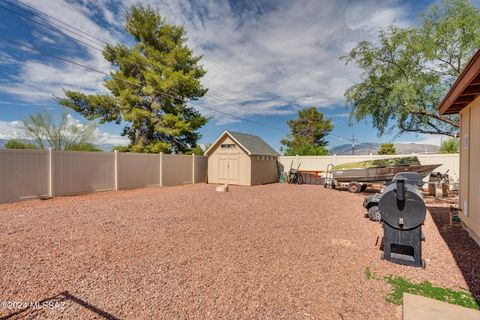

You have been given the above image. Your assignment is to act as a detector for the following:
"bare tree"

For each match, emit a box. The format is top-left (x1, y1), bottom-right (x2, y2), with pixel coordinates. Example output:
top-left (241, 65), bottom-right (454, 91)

top-left (22, 111), bottom-right (101, 151)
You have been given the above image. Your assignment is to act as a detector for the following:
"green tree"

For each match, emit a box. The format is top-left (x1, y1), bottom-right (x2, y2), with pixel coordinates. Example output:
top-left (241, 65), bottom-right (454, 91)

top-left (4, 139), bottom-right (37, 150)
top-left (343, 0), bottom-right (480, 137)
top-left (280, 107), bottom-right (333, 156)
top-left (378, 143), bottom-right (396, 155)
top-left (112, 145), bottom-right (130, 152)
top-left (439, 137), bottom-right (459, 153)
top-left (21, 111), bottom-right (100, 151)
top-left (56, 5), bottom-right (208, 154)
top-left (184, 145), bottom-right (204, 155)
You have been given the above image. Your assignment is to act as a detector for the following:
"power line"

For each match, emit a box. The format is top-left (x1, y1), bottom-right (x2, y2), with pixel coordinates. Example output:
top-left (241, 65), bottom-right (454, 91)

top-left (2, 0), bottom-right (285, 128)
top-left (0, 37), bottom-right (284, 132)
top-left (11, 0), bottom-right (110, 46)
top-left (0, 3), bottom-right (352, 140)
top-left (0, 2), bottom-right (104, 52)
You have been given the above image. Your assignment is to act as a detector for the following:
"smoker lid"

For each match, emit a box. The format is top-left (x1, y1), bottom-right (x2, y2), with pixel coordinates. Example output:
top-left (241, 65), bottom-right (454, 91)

top-left (379, 183), bottom-right (426, 229)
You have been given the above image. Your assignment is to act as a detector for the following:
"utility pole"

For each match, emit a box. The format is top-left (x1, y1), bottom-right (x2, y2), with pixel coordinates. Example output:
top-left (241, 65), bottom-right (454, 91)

top-left (352, 134), bottom-right (356, 155)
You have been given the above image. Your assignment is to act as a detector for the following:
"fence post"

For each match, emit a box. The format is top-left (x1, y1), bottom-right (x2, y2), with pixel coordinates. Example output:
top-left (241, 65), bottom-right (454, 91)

top-left (48, 148), bottom-right (55, 197)
top-left (159, 152), bottom-right (163, 186)
top-left (114, 150), bottom-right (119, 191)
top-left (192, 153), bottom-right (196, 184)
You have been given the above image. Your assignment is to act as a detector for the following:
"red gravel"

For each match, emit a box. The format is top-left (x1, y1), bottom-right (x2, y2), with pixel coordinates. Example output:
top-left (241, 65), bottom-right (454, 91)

top-left (0, 184), bottom-right (475, 319)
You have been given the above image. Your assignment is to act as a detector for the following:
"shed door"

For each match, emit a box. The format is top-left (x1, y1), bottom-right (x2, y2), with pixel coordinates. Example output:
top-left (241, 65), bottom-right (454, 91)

top-left (219, 156), bottom-right (239, 183)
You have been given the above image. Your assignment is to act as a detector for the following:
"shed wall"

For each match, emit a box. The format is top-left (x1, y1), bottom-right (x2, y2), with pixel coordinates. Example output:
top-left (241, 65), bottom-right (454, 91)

top-left (207, 136), bottom-right (251, 185)
top-left (250, 156), bottom-right (278, 185)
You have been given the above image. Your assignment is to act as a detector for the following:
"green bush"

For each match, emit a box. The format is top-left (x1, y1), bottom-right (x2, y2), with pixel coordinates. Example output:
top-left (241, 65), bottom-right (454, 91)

top-left (4, 139), bottom-right (37, 150)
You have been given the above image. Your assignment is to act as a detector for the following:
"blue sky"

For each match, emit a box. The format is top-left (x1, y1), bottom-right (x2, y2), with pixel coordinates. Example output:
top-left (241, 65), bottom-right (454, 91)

top-left (0, 0), bottom-right (455, 151)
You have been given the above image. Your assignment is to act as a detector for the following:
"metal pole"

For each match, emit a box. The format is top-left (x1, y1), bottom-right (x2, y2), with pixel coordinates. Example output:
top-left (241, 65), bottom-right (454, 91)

top-left (352, 134), bottom-right (355, 155)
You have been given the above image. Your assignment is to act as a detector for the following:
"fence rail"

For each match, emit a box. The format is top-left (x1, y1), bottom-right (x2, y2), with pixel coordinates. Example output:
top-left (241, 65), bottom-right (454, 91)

top-left (0, 149), bottom-right (207, 203)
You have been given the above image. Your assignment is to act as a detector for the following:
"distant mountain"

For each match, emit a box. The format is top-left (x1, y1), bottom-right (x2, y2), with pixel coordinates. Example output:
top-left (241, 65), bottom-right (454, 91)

top-left (329, 142), bottom-right (439, 155)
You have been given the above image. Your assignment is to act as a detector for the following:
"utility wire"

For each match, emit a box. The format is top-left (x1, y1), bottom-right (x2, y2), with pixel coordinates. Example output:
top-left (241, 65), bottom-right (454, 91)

top-left (2, 0), bottom-right (284, 126)
top-left (10, 0), bottom-right (110, 46)
top-left (0, 37), bottom-right (284, 132)
top-left (1, 2), bottom-right (351, 140)
top-left (0, 2), bottom-right (104, 51)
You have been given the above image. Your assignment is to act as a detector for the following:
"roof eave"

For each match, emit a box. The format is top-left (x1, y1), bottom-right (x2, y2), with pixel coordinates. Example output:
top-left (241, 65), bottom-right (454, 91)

top-left (439, 49), bottom-right (480, 115)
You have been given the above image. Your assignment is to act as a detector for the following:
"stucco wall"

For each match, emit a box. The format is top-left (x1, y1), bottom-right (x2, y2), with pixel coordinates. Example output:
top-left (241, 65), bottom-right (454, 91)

top-left (461, 96), bottom-right (480, 240)
top-left (207, 136), bottom-right (251, 185)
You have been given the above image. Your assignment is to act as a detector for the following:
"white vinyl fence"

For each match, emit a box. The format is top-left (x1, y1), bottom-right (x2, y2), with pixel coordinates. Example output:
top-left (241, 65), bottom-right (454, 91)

top-left (0, 149), bottom-right (207, 203)
top-left (278, 153), bottom-right (460, 183)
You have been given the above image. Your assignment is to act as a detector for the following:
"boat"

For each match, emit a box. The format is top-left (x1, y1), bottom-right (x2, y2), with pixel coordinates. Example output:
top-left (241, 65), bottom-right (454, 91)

top-left (328, 156), bottom-right (441, 191)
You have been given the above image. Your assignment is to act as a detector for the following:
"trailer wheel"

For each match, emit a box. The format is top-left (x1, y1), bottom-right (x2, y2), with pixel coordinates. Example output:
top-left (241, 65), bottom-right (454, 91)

top-left (360, 184), bottom-right (367, 192)
top-left (348, 182), bottom-right (362, 193)
top-left (368, 206), bottom-right (381, 222)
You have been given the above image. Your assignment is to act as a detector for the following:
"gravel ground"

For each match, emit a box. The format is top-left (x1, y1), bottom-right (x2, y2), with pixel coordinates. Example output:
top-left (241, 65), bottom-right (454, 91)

top-left (0, 183), bottom-right (474, 319)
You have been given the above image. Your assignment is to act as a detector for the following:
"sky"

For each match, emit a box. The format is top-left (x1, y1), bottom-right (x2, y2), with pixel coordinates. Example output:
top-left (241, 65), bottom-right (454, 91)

top-left (0, 0), bottom-right (453, 151)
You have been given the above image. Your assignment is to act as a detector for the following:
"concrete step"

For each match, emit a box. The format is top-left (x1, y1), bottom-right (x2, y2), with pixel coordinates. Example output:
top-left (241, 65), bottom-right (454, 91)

top-left (403, 293), bottom-right (480, 320)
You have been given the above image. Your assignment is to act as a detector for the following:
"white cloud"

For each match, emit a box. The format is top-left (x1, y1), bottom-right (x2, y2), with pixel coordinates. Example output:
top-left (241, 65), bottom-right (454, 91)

top-left (1, 0), bottom-right (411, 126)
top-left (0, 120), bottom-right (26, 140)
top-left (0, 117), bottom-right (128, 145)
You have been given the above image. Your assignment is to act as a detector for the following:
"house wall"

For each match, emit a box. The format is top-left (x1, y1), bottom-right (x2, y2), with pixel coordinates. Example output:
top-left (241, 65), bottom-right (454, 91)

top-left (207, 136), bottom-right (251, 185)
top-left (250, 155), bottom-right (278, 185)
top-left (460, 97), bottom-right (480, 241)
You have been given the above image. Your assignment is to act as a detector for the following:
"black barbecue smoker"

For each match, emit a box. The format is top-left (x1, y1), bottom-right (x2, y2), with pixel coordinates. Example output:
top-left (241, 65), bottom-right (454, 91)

top-left (379, 179), bottom-right (426, 268)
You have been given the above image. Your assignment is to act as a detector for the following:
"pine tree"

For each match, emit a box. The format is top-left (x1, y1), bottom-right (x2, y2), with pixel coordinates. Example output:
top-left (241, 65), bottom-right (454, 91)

top-left (280, 107), bottom-right (333, 156)
top-left (57, 5), bottom-right (208, 153)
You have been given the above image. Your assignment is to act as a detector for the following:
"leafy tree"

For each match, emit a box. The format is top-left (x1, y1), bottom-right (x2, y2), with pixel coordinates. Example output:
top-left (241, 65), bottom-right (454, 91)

top-left (280, 107), bottom-right (333, 156)
top-left (4, 139), bottom-right (37, 150)
top-left (71, 143), bottom-right (103, 152)
top-left (184, 145), bottom-right (204, 155)
top-left (439, 138), bottom-right (459, 153)
top-left (21, 111), bottom-right (100, 151)
top-left (343, 0), bottom-right (480, 137)
top-left (378, 143), bottom-right (396, 155)
top-left (112, 145), bottom-right (130, 152)
top-left (56, 5), bottom-right (208, 154)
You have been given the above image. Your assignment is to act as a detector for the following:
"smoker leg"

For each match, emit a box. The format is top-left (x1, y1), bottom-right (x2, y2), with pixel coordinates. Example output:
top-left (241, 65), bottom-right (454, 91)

top-left (413, 227), bottom-right (424, 268)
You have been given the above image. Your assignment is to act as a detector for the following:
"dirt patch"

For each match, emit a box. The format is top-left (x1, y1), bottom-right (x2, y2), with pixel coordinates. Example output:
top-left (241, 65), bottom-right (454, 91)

top-left (0, 184), bottom-right (474, 319)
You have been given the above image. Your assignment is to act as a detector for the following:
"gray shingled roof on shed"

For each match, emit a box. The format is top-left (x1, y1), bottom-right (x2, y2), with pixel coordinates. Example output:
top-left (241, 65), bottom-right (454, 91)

top-left (227, 131), bottom-right (279, 156)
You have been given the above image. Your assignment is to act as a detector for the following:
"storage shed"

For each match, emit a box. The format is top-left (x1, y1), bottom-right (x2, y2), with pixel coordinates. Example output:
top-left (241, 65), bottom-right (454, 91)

top-left (205, 131), bottom-right (279, 186)
top-left (439, 49), bottom-right (480, 245)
